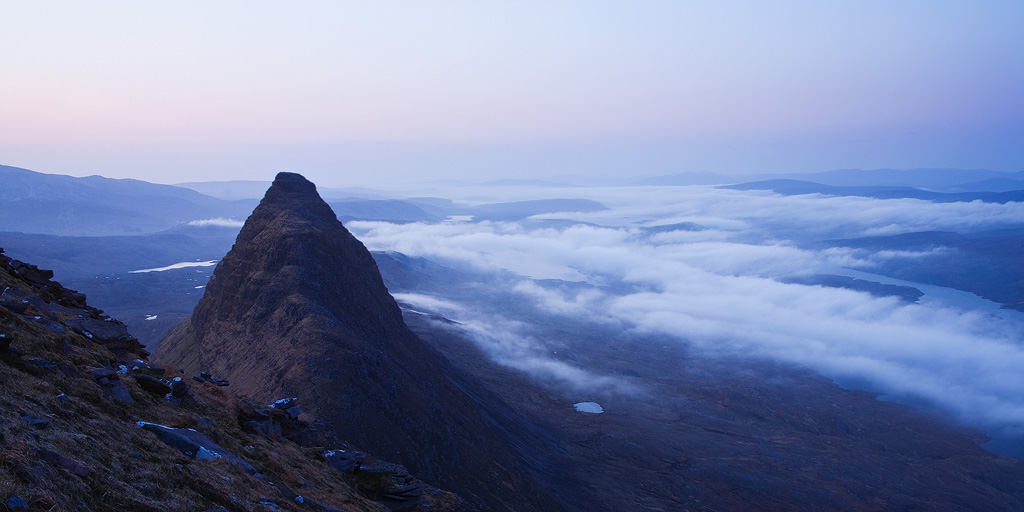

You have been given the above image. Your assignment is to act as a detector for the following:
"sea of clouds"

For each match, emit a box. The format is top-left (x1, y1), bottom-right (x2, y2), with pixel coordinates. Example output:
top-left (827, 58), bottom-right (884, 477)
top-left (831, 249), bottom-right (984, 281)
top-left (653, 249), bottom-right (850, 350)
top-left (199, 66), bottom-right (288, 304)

top-left (351, 185), bottom-right (1024, 437)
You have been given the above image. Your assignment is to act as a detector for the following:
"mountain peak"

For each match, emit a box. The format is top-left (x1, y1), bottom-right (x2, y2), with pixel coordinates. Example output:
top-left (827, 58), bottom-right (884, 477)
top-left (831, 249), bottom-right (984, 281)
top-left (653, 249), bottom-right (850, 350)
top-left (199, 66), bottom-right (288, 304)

top-left (156, 173), bottom-right (559, 511)
top-left (265, 171), bottom-right (320, 202)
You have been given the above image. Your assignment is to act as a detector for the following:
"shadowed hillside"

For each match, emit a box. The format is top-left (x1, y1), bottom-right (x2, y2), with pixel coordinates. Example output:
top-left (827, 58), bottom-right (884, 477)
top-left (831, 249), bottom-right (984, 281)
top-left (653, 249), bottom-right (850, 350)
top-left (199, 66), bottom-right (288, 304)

top-left (155, 173), bottom-right (571, 512)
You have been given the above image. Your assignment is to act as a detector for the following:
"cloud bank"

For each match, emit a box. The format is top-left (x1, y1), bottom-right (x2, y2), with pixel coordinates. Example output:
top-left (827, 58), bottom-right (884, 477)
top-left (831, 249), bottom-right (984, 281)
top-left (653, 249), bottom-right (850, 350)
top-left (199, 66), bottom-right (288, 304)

top-left (353, 186), bottom-right (1024, 434)
top-left (187, 218), bottom-right (245, 228)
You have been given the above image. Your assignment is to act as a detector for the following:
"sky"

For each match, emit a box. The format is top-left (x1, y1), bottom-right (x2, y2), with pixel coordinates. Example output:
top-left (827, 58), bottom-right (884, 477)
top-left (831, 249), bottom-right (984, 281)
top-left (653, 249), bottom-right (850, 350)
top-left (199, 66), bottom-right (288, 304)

top-left (2, 1), bottom-right (1022, 187)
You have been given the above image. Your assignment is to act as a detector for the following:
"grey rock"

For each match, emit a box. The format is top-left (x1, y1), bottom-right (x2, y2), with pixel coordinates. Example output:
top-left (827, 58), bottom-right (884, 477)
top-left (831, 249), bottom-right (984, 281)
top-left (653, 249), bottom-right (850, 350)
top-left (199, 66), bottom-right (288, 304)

top-left (170, 377), bottom-right (190, 398)
top-left (268, 397), bottom-right (297, 410)
top-left (33, 317), bottom-right (65, 334)
top-left (57, 364), bottom-right (79, 378)
top-left (243, 420), bottom-right (282, 439)
top-left (34, 448), bottom-right (92, 478)
top-left (22, 415), bottom-right (49, 429)
top-left (6, 492), bottom-right (29, 509)
top-left (0, 298), bottom-right (29, 314)
top-left (136, 422), bottom-right (255, 473)
top-left (26, 358), bottom-right (57, 369)
top-left (67, 317), bottom-right (129, 343)
top-left (15, 264), bottom-right (53, 284)
top-left (104, 380), bottom-right (134, 404)
top-left (134, 374), bottom-right (172, 395)
top-left (89, 367), bottom-right (117, 380)
top-left (324, 449), bottom-right (366, 472)
top-left (250, 408), bottom-right (272, 421)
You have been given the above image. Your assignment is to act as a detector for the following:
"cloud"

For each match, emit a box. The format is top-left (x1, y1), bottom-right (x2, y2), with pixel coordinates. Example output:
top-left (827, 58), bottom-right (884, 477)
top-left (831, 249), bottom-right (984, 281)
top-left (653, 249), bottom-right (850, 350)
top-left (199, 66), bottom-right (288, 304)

top-left (187, 217), bottom-right (245, 227)
top-left (351, 185), bottom-right (1024, 433)
top-left (395, 291), bottom-right (635, 394)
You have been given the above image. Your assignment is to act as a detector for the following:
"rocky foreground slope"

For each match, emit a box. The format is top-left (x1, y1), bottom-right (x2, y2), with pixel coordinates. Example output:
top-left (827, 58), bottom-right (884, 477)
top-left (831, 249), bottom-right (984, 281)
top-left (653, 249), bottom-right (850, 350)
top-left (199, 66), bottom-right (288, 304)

top-left (0, 248), bottom-right (471, 512)
top-left (155, 173), bottom-right (565, 512)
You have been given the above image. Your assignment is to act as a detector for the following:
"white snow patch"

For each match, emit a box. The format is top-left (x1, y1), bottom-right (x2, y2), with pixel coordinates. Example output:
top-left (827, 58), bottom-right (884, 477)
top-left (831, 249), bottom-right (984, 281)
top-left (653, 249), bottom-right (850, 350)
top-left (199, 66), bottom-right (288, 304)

top-left (129, 260), bottom-right (217, 273)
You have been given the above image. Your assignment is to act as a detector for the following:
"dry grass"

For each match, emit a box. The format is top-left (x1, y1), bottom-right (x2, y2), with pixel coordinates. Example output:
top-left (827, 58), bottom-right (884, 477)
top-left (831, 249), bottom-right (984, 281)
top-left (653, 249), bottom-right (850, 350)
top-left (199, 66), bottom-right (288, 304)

top-left (1, 268), bottom-right (395, 512)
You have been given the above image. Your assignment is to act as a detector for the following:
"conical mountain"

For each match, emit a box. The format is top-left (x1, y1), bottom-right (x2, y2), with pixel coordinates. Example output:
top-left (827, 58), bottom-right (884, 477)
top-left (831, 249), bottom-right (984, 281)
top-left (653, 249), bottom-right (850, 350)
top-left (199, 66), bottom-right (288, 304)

top-left (156, 172), bottom-right (564, 512)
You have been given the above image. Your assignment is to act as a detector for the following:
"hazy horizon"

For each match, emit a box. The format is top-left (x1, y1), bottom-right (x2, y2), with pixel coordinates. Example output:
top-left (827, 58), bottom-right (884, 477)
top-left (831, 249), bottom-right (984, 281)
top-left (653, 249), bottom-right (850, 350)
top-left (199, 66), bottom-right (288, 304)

top-left (2, 2), bottom-right (1022, 188)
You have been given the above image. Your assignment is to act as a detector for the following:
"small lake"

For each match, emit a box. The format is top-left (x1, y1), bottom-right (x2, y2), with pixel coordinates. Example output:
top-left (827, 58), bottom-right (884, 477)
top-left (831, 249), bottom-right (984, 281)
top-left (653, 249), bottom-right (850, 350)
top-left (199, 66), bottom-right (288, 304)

top-left (573, 402), bottom-right (604, 414)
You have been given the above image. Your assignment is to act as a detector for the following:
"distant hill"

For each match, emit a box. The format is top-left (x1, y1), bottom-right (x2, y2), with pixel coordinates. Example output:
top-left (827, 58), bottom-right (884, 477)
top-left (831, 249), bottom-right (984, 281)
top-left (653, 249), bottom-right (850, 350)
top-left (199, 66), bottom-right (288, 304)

top-left (177, 179), bottom-right (392, 200)
top-left (0, 165), bottom-right (257, 236)
top-left (820, 228), bottom-right (1024, 312)
top-left (723, 179), bottom-right (1024, 203)
top-left (778, 168), bottom-right (1015, 190)
top-left (640, 168), bottom-right (1024, 192)
top-left (329, 199), bottom-right (442, 223)
top-left (946, 177), bottom-right (1024, 193)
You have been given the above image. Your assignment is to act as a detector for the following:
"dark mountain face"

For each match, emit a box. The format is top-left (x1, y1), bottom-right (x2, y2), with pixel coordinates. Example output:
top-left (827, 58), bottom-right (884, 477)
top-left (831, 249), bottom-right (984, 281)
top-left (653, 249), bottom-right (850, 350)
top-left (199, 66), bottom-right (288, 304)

top-left (155, 173), bottom-right (566, 512)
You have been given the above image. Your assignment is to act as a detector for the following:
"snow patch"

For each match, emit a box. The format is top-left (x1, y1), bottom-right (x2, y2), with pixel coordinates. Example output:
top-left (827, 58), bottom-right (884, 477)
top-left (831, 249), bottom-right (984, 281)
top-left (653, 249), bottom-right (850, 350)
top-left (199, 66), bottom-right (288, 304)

top-left (129, 260), bottom-right (217, 273)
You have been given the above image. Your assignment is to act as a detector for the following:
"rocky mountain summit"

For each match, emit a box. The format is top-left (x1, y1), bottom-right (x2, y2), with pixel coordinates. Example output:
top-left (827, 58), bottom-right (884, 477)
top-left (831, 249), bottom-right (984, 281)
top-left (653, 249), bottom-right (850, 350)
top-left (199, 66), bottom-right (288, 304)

top-left (1, 247), bottom-right (475, 511)
top-left (155, 173), bottom-right (564, 512)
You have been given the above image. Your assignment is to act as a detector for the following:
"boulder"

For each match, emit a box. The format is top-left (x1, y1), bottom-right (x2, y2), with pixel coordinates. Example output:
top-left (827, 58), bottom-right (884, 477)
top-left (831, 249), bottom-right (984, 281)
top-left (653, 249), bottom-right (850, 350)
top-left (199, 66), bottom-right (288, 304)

top-left (67, 317), bottom-right (129, 343)
top-left (6, 493), bottom-right (29, 510)
top-left (104, 380), bottom-right (134, 404)
top-left (136, 422), bottom-right (255, 473)
top-left (324, 449), bottom-right (366, 472)
top-left (134, 374), bottom-right (173, 395)
top-left (243, 419), bottom-right (282, 439)
top-left (22, 415), bottom-right (49, 429)
top-left (15, 264), bottom-right (53, 285)
top-left (268, 397), bottom-right (298, 410)
top-left (0, 298), bottom-right (29, 314)
top-left (170, 377), bottom-right (190, 398)
top-left (34, 449), bottom-right (92, 478)
top-left (89, 367), bottom-right (117, 380)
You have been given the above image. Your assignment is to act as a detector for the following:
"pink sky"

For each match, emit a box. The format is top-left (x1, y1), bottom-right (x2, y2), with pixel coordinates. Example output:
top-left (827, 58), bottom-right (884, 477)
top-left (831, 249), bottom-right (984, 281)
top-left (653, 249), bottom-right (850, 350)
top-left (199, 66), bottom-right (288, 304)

top-left (1, 2), bottom-right (1021, 187)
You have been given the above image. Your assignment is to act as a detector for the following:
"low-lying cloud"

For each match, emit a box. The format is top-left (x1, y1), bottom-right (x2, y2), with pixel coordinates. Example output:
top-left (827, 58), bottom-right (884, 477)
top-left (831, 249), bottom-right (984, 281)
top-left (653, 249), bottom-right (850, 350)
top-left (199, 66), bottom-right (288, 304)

top-left (394, 292), bottom-right (635, 394)
top-left (352, 185), bottom-right (1024, 434)
top-left (187, 217), bottom-right (245, 227)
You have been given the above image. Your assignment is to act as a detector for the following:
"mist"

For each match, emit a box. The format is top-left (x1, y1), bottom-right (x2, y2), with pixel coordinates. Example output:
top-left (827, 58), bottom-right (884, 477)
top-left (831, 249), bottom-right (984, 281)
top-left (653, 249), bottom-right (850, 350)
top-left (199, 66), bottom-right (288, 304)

top-left (351, 184), bottom-right (1024, 438)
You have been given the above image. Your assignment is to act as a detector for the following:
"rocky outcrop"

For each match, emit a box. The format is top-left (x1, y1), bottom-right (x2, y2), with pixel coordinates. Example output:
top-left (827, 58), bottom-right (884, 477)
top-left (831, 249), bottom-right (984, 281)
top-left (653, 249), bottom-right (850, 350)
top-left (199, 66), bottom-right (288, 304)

top-left (1, 248), bottom-right (468, 511)
top-left (2, 251), bottom-right (147, 359)
top-left (156, 173), bottom-right (564, 512)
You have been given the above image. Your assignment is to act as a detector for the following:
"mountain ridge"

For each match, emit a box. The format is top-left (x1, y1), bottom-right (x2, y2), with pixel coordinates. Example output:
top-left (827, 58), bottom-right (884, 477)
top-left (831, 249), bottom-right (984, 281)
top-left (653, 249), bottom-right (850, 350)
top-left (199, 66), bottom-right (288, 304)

top-left (0, 165), bottom-right (257, 236)
top-left (155, 172), bottom-right (569, 512)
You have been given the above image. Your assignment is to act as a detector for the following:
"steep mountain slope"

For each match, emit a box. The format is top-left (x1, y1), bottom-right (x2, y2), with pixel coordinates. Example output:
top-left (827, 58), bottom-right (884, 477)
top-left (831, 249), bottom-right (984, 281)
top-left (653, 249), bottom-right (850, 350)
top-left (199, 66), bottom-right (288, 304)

top-left (1, 248), bottom-right (472, 512)
top-left (155, 173), bottom-right (567, 512)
